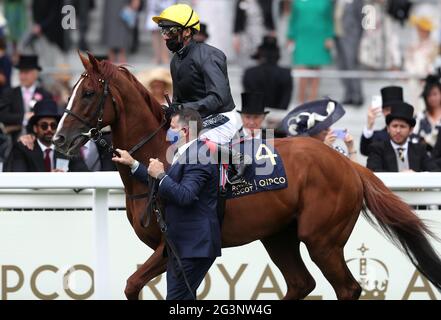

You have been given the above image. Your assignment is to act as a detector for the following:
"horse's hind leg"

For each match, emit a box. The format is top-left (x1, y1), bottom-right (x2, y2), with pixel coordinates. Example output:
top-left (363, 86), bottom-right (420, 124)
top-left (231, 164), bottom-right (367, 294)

top-left (261, 222), bottom-right (316, 300)
top-left (125, 241), bottom-right (168, 300)
top-left (308, 246), bottom-right (361, 300)
top-left (300, 207), bottom-right (362, 300)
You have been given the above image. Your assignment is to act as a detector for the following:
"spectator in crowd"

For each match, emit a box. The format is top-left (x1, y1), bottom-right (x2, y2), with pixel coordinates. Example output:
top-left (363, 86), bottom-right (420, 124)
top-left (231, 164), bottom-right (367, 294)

top-left (367, 102), bottom-right (439, 172)
top-left (405, 15), bottom-right (439, 113)
top-left (31, 0), bottom-right (69, 68)
top-left (414, 73), bottom-right (441, 152)
top-left (282, 98), bottom-right (358, 161)
top-left (112, 109), bottom-right (221, 300)
top-left (233, 0), bottom-right (275, 67)
top-left (432, 131), bottom-right (441, 168)
top-left (334, 0), bottom-right (364, 107)
top-left (0, 37), bottom-right (12, 97)
top-left (136, 67), bottom-right (172, 105)
top-left (18, 128), bottom-right (117, 172)
top-left (359, 0), bottom-right (402, 71)
top-left (0, 125), bottom-right (10, 169)
top-left (243, 35), bottom-right (293, 128)
top-left (193, 23), bottom-right (209, 43)
top-left (237, 92), bottom-right (269, 140)
top-left (102, 0), bottom-right (141, 64)
top-left (0, 9), bottom-right (7, 37)
top-left (72, 0), bottom-right (95, 51)
top-left (192, 0), bottom-right (235, 57)
top-left (360, 86), bottom-right (406, 156)
top-left (130, 0), bottom-right (144, 54)
top-left (0, 55), bottom-right (52, 143)
top-left (145, 0), bottom-right (176, 65)
top-left (5, 100), bottom-right (88, 172)
top-left (4, 0), bottom-right (27, 62)
top-left (287, 0), bottom-right (334, 103)
top-left (47, 64), bottom-right (73, 108)
top-left (405, 16), bottom-right (438, 77)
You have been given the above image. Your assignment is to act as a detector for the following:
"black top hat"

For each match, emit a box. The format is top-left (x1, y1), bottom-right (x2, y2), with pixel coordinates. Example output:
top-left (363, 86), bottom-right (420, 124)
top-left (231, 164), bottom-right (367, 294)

top-left (251, 35), bottom-right (280, 61)
top-left (15, 55), bottom-right (42, 71)
top-left (28, 100), bottom-right (61, 128)
top-left (282, 98), bottom-right (346, 136)
top-left (386, 102), bottom-right (416, 127)
top-left (237, 92), bottom-right (269, 115)
top-left (199, 23), bottom-right (209, 39)
top-left (381, 86), bottom-right (403, 109)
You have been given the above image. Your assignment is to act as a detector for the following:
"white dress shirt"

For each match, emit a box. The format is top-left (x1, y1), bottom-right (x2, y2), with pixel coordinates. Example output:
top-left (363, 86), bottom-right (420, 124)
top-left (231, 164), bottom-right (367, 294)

top-left (390, 138), bottom-right (410, 171)
top-left (21, 84), bottom-right (37, 110)
top-left (389, 139), bottom-right (409, 156)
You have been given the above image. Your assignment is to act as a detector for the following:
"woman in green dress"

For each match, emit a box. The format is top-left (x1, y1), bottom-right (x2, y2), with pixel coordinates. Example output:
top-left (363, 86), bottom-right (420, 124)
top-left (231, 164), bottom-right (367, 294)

top-left (4, 0), bottom-right (28, 61)
top-left (287, 0), bottom-right (334, 103)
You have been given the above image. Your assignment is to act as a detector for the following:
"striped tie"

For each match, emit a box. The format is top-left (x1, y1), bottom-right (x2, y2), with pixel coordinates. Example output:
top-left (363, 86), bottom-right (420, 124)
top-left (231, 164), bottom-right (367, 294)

top-left (397, 147), bottom-right (405, 162)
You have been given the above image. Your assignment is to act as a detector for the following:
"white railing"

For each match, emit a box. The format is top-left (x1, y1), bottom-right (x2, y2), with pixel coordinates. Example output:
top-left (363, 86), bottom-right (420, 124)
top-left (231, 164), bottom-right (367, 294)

top-left (0, 172), bottom-right (440, 299)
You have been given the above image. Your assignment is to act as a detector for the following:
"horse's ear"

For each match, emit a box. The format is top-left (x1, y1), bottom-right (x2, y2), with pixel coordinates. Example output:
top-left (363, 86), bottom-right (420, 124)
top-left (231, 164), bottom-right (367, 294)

top-left (78, 50), bottom-right (91, 70)
top-left (87, 52), bottom-right (101, 74)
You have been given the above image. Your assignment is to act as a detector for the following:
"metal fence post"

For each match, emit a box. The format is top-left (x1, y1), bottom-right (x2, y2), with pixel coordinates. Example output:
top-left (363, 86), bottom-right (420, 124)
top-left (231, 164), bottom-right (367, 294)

top-left (93, 188), bottom-right (111, 299)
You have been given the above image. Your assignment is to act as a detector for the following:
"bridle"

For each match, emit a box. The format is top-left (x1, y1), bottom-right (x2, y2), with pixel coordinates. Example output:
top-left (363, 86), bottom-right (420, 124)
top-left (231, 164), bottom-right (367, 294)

top-left (63, 72), bottom-right (167, 157)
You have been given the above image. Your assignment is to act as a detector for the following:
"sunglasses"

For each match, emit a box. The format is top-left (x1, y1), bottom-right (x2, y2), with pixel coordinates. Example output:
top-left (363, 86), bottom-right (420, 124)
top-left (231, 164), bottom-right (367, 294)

top-left (160, 26), bottom-right (182, 36)
top-left (38, 122), bottom-right (57, 131)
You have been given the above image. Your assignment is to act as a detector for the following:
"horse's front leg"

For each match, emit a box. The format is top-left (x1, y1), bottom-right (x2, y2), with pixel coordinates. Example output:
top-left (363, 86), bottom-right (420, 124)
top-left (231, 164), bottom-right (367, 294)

top-left (125, 240), bottom-right (168, 300)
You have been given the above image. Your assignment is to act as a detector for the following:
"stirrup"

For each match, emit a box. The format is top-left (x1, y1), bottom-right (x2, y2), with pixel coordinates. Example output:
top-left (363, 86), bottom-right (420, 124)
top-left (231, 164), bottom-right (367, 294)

top-left (227, 155), bottom-right (251, 185)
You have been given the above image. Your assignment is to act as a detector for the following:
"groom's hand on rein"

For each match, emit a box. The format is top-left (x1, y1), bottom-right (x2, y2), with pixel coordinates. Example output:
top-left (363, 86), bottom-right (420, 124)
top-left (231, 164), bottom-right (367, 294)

top-left (147, 158), bottom-right (165, 179)
top-left (112, 149), bottom-right (136, 167)
top-left (163, 103), bottom-right (183, 121)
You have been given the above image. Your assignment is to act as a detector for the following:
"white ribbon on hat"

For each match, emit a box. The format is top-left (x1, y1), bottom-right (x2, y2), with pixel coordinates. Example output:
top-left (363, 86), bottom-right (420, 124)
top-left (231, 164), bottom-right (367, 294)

top-left (287, 101), bottom-right (335, 136)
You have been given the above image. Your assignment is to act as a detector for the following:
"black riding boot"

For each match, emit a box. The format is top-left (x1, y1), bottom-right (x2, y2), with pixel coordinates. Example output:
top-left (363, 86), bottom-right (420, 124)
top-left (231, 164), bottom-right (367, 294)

top-left (217, 144), bottom-right (250, 184)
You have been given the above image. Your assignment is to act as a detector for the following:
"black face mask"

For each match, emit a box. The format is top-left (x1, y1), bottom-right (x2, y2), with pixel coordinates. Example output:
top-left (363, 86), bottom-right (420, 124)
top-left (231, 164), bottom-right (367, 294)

top-left (166, 36), bottom-right (184, 53)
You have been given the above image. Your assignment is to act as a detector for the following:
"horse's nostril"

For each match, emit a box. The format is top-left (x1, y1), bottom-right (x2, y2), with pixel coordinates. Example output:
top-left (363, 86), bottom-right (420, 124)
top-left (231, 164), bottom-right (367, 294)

top-left (53, 135), bottom-right (65, 146)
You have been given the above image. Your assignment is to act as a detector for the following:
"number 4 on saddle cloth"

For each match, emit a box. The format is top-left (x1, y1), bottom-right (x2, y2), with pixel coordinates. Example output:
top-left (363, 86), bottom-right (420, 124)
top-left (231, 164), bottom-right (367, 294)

top-left (204, 139), bottom-right (288, 199)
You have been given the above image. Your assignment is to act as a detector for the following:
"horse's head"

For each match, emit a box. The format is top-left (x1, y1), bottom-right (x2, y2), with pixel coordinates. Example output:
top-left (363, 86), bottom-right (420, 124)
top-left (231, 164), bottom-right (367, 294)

top-left (54, 52), bottom-right (119, 156)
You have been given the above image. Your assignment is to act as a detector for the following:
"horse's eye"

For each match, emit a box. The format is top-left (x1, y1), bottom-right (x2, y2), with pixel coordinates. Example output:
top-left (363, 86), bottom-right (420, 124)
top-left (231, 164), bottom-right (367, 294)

top-left (83, 91), bottom-right (95, 98)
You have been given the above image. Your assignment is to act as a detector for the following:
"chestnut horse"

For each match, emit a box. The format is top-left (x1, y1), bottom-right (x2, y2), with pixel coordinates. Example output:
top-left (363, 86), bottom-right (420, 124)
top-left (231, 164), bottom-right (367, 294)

top-left (54, 53), bottom-right (441, 300)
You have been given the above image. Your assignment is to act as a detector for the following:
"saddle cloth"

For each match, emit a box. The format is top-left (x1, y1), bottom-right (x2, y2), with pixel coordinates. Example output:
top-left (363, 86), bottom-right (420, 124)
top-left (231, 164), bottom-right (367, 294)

top-left (219, 139), bottom-right (288, 199)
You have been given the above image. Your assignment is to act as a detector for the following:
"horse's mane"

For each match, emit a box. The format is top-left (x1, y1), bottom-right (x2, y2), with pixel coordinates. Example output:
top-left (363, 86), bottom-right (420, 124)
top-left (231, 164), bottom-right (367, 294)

top-left (87, 60), bottom-right (164, 124)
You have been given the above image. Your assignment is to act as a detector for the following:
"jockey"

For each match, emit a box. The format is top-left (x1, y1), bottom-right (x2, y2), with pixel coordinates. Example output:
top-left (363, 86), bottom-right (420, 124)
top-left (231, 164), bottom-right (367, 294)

top-left (152, 3), bottom-right (247, 182)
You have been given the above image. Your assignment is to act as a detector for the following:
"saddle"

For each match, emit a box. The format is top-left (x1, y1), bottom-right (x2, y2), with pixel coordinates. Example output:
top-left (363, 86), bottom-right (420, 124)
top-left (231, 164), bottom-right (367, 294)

top-left (203, 138), bottom-right (288, 224)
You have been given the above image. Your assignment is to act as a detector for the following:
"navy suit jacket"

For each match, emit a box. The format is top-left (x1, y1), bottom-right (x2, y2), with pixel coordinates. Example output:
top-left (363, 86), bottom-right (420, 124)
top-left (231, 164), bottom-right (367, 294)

top-left (132, 140), bottom-right (221, 259)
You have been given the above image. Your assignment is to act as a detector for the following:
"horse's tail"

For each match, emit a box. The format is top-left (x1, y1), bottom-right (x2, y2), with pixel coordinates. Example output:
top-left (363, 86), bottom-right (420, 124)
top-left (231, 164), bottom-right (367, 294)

top-left (354, 163), bottom-right (441, 290)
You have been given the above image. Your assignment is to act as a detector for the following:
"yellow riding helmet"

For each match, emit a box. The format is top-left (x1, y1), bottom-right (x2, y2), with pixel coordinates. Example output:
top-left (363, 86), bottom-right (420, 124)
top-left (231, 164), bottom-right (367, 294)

top-left (152, 4), bottom-right (200, 32)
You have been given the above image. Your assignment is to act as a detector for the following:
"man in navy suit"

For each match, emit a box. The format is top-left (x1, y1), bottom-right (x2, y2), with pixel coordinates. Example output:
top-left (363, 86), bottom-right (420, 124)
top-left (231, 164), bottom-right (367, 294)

top-left (112, 108), bottom-right (221, 300)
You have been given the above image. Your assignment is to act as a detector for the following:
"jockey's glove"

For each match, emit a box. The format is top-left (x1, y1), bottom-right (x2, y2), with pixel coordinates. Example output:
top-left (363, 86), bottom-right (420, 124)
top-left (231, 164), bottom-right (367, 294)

top-left (163, 103), bottom-right (183, 120)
